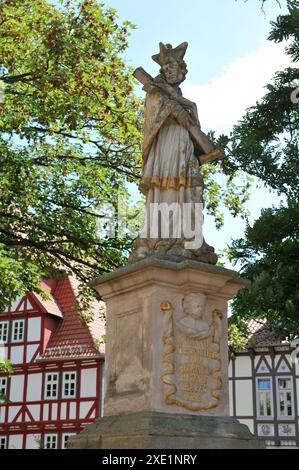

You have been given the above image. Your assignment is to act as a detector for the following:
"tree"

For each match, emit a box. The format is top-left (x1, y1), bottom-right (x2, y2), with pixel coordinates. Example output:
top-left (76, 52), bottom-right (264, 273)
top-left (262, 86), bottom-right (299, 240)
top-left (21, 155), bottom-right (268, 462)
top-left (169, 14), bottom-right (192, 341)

top-left (227, 0), bottom-right (299, 339)
top-left (0, 0), bottom-right (142, 311)
top-left (0, 0), bottom-right (254, 318)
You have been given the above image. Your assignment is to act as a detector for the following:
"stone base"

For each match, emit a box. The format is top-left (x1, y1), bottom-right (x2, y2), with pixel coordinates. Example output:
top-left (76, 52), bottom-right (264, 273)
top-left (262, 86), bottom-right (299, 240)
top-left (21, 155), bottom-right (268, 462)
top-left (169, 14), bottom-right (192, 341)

top-left (68, 411), bottom-right (264, 449)
top-left (90, 257), bottom-right (249, 417)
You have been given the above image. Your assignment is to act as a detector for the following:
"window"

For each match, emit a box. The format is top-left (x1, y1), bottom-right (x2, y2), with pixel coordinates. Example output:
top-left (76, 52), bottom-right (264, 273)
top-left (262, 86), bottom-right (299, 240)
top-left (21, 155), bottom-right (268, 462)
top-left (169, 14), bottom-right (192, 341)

top-left (12, 319), bottom-right (25, 343)
top-left (44, 373), bottom-right (59, 399)
top-left (257, 378), bottom-right (273, 418)
top-left (62, 433), bottom-right (76, 449)
top-left (277, 377), bottom-right (294, 418)
top-left (44, 434), bottom-right (58, 449)
top-left (0, 377), bottom-right (7, 401)
top-left (0, 436), bottom-right (7, 450)
top-left (0, 322), bottom-right (9, 343)
top-left (62, 371), bottom-right (77, 398)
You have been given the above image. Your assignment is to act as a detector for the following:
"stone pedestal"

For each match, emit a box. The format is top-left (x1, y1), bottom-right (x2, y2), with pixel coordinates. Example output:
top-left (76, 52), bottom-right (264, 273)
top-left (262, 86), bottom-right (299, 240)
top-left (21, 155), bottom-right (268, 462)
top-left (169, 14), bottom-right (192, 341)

top-left (68, 411), bottom-right (264, 449)
top-left (68, 257), bottom-right (263, 449)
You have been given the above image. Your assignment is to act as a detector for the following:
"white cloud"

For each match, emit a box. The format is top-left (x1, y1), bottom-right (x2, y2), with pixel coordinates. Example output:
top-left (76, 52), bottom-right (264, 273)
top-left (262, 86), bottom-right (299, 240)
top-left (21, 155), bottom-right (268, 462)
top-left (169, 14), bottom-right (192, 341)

top-left (183, 41), bottom-right (291, 135)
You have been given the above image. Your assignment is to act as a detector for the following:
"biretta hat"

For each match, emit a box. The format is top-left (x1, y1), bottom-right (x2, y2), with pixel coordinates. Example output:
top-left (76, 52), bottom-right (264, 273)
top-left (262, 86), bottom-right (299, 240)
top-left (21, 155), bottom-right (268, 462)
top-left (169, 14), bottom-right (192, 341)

top-left (152, 42), bottom-right (188, 66)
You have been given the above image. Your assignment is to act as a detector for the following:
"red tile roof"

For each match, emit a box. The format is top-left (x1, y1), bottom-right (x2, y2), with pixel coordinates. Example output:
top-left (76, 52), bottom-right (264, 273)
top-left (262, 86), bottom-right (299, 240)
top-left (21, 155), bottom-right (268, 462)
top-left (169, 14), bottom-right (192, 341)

top-left (245, 318), bottom-right (283, 347)
top-left (32, 280), bottom-right (63, 319)
top-left (40, 277), bottom-right (105, 360)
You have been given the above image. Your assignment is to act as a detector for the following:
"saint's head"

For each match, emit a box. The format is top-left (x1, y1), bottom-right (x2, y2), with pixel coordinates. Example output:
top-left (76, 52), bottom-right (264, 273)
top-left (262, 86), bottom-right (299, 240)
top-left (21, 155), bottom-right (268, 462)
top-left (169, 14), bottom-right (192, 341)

top-left (152, 42), bottom-right (188, 86)
top-left (182, 292), bottom-right (207, 319)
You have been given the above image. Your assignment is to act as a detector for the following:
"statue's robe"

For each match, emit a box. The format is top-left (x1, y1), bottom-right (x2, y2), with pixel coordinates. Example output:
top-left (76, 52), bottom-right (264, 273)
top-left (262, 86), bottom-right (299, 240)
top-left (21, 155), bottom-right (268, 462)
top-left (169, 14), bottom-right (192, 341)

top-left (129, 78), bottom-right (218, 263)
top-left (140, 87), bottom-right (204, 197)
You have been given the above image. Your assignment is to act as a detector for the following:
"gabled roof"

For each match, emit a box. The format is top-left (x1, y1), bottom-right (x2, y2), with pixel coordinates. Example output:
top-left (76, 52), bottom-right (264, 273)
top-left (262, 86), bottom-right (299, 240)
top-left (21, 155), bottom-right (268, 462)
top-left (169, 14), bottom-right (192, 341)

top-left (39, 277), bottom-right (105, 360)
top-left (245, 318), bottom-right (283, 347)
top-left (3, 287), bottom-right (63, 318)
top-left (30, 280), bottom-right (63, 319)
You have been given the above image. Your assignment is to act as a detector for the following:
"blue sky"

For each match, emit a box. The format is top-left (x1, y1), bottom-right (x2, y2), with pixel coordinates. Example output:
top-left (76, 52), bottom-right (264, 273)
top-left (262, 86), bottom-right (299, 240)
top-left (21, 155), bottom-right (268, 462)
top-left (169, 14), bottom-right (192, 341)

top-left (106, 0), bottom-right (286, 81)
top-left (105, 0), bottom-right (289, 266)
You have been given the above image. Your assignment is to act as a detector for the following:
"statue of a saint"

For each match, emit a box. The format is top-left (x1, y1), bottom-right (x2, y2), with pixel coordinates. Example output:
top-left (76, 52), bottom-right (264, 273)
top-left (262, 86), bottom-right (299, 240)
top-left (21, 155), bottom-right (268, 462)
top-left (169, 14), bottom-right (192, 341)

top-left (130, 42), bottom-right (222, 264)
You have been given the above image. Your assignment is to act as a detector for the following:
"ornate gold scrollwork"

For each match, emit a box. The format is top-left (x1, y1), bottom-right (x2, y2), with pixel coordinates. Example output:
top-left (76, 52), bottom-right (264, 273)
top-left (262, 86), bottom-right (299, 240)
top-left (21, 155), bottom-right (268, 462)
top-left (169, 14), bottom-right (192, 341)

top-left (160, 305), bottom-right (223, 411)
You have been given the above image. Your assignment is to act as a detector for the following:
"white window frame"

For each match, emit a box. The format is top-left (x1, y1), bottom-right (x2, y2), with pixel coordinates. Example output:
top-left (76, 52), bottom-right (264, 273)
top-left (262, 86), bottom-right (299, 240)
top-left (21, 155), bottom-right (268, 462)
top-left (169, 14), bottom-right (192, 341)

top-left (44, 433), bottom-right (58, 449)
top-left (0, 435), bottom-right (7, 450)
top-left (62, 371), bottom-right (77, 399)
top-left (61, 433), bottom-right (76, 449)
top-left (276, 376), bottom-right (295, 420)
top-left (256, 376), bottom-right (274, 419)
top-left (44, 372), bottom-right (59, 400)
top-left (0, 436), bottom-right (7, 449)
top-left (11, 319), bottom-right (25, 343)
top-left (0, 376), bottom-right (8, 401)
top-left (0, 321), bottom-right (9, 344)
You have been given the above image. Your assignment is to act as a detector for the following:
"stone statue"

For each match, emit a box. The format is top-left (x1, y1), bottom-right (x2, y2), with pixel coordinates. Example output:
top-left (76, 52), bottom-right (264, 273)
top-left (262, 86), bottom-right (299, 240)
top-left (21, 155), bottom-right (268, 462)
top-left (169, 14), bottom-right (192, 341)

top-left (129, 42), bottom-right (223, 264)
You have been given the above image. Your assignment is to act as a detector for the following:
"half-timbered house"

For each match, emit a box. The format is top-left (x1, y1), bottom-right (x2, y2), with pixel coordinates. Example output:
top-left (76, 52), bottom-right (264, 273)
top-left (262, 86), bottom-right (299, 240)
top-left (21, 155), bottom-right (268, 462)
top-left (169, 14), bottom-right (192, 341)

top-left (0, 277), bottom-right (105, 449)
top-left (229, 318), bottom-right (299, 448)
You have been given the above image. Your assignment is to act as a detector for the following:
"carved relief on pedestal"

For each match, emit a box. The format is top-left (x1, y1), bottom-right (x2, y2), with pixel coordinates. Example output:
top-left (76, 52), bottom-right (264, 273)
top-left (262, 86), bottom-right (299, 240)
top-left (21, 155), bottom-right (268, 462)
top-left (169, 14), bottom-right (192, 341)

top-left (160, 293), bottom-right (223, 411)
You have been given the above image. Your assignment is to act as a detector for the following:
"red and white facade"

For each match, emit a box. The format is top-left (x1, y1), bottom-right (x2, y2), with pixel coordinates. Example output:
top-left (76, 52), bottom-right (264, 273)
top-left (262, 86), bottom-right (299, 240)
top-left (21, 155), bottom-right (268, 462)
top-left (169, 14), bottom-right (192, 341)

top-left (229, 319), bottom-right (299, 448)
top-left (0, 277), bottom-right (105, 449)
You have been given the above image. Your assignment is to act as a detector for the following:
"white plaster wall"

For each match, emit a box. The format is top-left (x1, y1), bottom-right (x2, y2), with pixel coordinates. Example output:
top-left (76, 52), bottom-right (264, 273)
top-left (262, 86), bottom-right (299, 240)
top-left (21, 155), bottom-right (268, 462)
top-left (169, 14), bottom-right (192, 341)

top-left (10, 296), bottom-right (23, 313)
top-left (26, 345), bottom-right (39, 363)
top-left (8, 406), bottom-right (20, 422)
top-left (27, 317), bottom-right (41, 342)
top-left (8, 434), bottom-right (23, 449)
top-left (229, 380), bottom-right (234, 416)
top-left (274, 355), bottom-right (280, 367)
top-left (10, 346), bottom-right (24, 364)
top-left (60, 402), bottom-right (66, 420)
top-left (274, 353), bottom-right (293, 367)
top-left (26, 434), bottom-right (41, 449)
top-left (235, 380), bottom-right (253, 416)
top-left (228, 359), bottom-right (233, 377)
top-left (51, 403), bottom-right (58, 420)
top-left (238, 418), bottom-right (254, 434)
top-left (235, 356), bottom-right (252, 377)
top-left (27, 404), bottom-right (40, 421)
top-left (26, 373), bottom-right (42, 402)
top-left (80, 368), bottom-right (97, 397)
top-left (296, 379), bottom-right (299, 416)
top-left (0, 406), bottom-right (5, 423)
top-left (10, 375), bottom-right (24, 402)
top-left (79, 401), bottom-right (93, 419)
top-left (286, 353), bottom-right (295, 371)
top-left (26, 298), bottom-right (34, 310)
top-left (69, 402), bottom-right (76, 419)
top-left (274, 354), bottom-right (281, 367)
top-left (43, 404), bottom-right (49, 421)
top-left (254, 355), bottom-right (272, 369)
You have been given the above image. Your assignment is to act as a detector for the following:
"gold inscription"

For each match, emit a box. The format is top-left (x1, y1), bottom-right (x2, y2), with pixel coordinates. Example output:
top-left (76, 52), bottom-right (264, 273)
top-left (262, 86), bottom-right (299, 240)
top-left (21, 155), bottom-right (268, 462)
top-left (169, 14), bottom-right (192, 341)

top-left (161, 308), bottom-right (223, 412)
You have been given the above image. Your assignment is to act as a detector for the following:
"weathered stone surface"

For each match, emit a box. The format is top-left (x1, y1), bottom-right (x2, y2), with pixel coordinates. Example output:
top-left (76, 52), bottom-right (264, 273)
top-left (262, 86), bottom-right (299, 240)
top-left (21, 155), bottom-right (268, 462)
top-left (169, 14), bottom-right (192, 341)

top-left (89, 257), bottom-right (248, 417)
top-left (68, 411), bottom-right (264, 449)
top-left (68, 258), bottom-right (261, 449)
